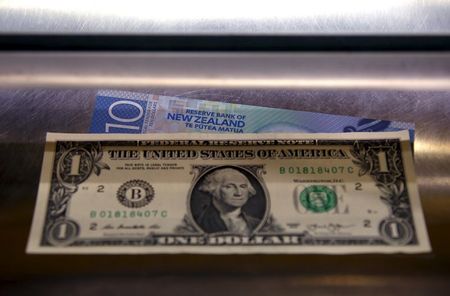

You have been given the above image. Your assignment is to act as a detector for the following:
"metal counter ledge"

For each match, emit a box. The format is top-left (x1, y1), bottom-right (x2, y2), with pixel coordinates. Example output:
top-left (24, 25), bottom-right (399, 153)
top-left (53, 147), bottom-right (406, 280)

top-left (0, 52), bottom-right (449, 295)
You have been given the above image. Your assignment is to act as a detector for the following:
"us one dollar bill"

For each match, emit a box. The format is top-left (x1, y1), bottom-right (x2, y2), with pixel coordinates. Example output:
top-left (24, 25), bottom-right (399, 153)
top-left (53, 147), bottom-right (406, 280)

top-left (27, 131), bottom-right (430, 254)
top-left (90, 90), bottom-right (414, 137)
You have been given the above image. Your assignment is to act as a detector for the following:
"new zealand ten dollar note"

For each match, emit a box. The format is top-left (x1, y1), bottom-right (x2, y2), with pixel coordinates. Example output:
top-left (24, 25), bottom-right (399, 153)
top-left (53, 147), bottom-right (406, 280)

top-left (90, 90), bottom-right (414, 137)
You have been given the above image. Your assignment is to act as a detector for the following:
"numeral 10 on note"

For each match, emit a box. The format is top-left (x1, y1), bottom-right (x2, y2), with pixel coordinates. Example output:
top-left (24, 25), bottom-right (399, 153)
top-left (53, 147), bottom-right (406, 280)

top-left (90, 96), bottom-right (147, 133)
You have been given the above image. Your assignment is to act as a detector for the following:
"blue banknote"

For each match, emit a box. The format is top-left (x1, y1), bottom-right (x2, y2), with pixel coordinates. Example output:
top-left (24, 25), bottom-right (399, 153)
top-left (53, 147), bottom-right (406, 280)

top-left (90, 90), bottom-right (414, 137)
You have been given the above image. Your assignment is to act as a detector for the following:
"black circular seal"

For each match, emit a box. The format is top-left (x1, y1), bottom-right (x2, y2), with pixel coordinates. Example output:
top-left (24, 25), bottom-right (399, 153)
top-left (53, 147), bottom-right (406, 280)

top-left (117, 180), bottom-right (154, 208)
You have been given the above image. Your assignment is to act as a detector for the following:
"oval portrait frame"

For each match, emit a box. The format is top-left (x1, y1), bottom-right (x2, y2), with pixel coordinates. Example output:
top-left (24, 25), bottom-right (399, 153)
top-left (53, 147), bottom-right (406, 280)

top-left (187, 165), bottom-right (270, 235)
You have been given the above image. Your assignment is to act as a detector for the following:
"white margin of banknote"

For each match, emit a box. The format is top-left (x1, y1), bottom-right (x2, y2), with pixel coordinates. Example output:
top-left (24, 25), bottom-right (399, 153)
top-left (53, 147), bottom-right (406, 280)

top-left (26, 131), bottom-right (430, 254)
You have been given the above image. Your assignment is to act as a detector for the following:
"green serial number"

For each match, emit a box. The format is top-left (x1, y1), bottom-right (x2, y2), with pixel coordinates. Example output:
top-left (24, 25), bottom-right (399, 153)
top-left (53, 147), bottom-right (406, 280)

top-left (90, 210), bottom-right (168, 219)
top-left (280, 166), bottom-right (354, 175)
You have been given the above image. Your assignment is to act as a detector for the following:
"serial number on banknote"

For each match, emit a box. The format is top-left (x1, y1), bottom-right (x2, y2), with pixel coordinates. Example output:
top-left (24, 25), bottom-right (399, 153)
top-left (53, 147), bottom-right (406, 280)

top-left (279, 166), bottom-right (355, 175)
top-left (27, 132), bottom-right (430, 254)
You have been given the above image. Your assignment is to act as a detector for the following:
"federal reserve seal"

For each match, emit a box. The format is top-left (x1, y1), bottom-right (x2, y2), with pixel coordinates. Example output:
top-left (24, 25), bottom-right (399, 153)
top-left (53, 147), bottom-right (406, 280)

top-left (300, 185), bottom-right (337, 213)
top-left (117, 179), bottom-right (154, 208)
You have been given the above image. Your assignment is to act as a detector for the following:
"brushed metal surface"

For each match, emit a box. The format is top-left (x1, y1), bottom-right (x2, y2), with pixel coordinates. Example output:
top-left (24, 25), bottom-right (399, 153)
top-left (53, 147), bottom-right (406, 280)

top-left (1, 53), bottom-right (450, 90)
top-left (0, 53), bottom-right (449, 294)
top-left (1, 0), bottom-right (450, 34)
top-left (1, 275), bottom-right (450, 296)
top-left (1, 87), bottom-right (450, 293)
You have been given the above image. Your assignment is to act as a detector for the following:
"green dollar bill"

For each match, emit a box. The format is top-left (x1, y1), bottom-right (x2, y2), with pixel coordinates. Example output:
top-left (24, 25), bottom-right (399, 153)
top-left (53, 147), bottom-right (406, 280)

top-left (27, 131), bottom-right (430, 254)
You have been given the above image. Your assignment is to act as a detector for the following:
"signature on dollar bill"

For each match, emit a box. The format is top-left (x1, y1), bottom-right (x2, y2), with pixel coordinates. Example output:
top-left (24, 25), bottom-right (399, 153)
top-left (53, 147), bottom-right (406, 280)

top-left (27, 131), bottom-right (429, 254)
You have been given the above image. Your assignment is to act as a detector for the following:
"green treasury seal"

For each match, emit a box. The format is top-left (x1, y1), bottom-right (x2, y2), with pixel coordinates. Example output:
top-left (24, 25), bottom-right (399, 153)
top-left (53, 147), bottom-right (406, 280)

top-left (299, 185), bottom-right (337, 213)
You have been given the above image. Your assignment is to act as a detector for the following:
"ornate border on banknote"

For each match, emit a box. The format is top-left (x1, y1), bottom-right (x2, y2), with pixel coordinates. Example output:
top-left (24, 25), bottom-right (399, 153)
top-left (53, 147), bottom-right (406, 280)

top-left (39, 138), bottom-right (417, 248)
